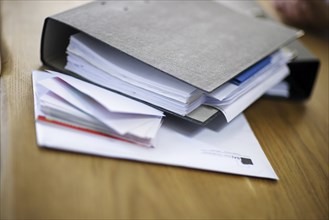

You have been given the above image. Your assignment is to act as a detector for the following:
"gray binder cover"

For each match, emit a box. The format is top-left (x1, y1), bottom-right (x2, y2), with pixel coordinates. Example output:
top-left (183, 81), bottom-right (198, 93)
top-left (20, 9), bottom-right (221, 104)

top-left (41, 1), bottom-right (300, 124)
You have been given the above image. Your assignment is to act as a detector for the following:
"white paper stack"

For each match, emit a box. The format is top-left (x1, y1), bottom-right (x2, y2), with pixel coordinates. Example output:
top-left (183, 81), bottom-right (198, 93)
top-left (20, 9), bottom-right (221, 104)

top-left (65, 33), bottom-right (292, 122)
top-left (66, 33), bottom-right (205, 116)
top-left (31, 72), bottom-right (278, 179)
top-left (33, 70), bottom-right (164, 147)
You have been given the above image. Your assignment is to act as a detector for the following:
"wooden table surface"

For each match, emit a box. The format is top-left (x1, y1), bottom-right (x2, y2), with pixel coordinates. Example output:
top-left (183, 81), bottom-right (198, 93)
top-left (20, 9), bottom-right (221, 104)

top-left (1, 1), bottom-right (328, 219)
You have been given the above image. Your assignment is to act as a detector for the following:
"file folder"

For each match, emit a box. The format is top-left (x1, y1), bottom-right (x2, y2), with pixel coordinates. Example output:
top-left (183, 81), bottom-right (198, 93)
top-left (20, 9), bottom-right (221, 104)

top-left (40, 1), bottom-right (303, 124)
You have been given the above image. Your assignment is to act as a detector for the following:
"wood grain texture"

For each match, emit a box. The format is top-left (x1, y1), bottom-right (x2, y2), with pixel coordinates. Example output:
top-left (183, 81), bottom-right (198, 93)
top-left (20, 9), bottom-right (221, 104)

top-left (1, 1), bottom-right (328, 219)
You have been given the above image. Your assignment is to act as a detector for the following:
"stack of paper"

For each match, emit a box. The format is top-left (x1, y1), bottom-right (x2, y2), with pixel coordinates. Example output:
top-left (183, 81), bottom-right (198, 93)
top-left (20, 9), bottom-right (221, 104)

top-left (65, 33), bottom-right (205, 116)
top-left (32, 70), bottom-right (278, 179)
top-left (66, 33), bottom-right (292, 122)
top-left (33, 70), bottom-right (164, 147)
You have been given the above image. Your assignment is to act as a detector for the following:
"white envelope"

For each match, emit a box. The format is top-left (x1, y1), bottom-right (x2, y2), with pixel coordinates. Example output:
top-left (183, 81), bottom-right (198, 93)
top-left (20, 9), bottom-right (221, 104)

top-left (34, 114), bottom-right (278, 179)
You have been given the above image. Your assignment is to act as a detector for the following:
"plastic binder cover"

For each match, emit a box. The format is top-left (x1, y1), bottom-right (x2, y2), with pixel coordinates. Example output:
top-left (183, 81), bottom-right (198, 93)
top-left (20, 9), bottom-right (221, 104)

top-left (41, 1), bottom-right (299, 124)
